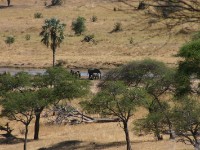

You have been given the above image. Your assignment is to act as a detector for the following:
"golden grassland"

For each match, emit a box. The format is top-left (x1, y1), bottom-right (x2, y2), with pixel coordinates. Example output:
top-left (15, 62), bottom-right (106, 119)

top-left (0, 0), bottom-right (196, 69)
top-left (0, 108), bottom-right (193, 150)
top-left (0, 0), bottom-right (198, 149)
top-left (0, 106), bottom-right (193, 150)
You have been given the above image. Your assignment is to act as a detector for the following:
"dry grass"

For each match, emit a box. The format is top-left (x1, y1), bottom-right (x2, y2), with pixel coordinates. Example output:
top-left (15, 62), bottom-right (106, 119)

top-left (0, 0), bottom-right (197, 149)
top-left (0, 110), bottom-right (192, 150)
top-left (0, 0), bottom-right (194, 69)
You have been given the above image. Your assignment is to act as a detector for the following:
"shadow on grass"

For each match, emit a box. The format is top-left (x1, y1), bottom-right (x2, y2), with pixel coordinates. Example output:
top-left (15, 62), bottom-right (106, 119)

top-left (0, 5), bottom-right (13, 9)
top-left (0, 136), bottom-right (34, 145)
top-left (38, 140), bottom-right (156, 150)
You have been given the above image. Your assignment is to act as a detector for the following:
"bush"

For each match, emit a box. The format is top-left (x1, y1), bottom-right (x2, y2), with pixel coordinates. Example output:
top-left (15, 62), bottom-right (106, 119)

top-left (25, 34), bottom-right (31, 41)
top-left (112, 22), bottom-right (122, 33)
top-left (91, 15), bottom-right (97, 22)
top-left (5, 36), bottom-right (15, 46)
top-left (34, 12), bottom-right (43, 18)
top-left (82, 34), bottom-right (95, 43)
top-left (51, 0), bottom-right (63, 6)
top-left (71, 16), bottom-right (86, 35)
top-left (129, 37), bottom-right (133, 44)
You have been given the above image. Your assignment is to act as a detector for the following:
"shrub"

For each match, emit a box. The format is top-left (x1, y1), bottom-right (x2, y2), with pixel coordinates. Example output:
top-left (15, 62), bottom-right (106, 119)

top-left (112, 22), bottom-right (122, 32)
top-left (25, 34), bottom-right (31, 41)
top-left (82, 34), bottom-right (95, 43)
top-left (5, 36), bottom-right (15, 46)
top-left (129, 37), bottom-right (133, 44)
top-left (91, 15), bottom-right (97, 22)
top-left (71, 16), bottom-right (86, 35)
top-left (51, 0), bottom-right (63, 6)
top-left (34, 12), bottom-right (43, 18)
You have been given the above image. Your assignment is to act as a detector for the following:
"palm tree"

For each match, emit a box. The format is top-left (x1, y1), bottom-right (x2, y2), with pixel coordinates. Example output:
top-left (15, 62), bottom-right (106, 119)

top-left (40, 18), bottom-right (66, 67)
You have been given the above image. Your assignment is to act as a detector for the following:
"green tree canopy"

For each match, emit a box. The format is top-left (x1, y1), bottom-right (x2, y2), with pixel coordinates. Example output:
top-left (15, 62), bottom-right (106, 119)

top-left (0, 67), bottom-right (89, 141)
top-left (1, 91), bottom-right (38, 150)
top-left (171, 97), bottom-right (200, 150)
top-left (71, 16), bottom-right (86, 35)
top-left (101, 59), bottom-right (176, 139)
top-left (176, 40), bottom-right (200, 96)
top-left (82, 81), bottom-right (147, 150)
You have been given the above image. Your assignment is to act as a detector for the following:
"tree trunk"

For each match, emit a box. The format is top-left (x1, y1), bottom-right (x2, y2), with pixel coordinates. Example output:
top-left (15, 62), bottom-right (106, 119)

top-left (123, 122), bottom-right (132, 150)
top-left (154, 124), bottom-right (163, 140)
top-left (7, 0), bottom-right (10, 6)
top-left (154, 96), bottom-right (175, 139)
top-left (53, 49), bottom-right (55, 67)
top-left (24, 125), bottom-right (28, 150)
top-left (34, 112), bottom-right (41, 140)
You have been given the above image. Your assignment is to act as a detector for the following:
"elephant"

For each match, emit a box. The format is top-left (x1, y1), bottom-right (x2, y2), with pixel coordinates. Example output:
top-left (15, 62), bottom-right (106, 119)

top-left (88, 68), bottom-right (101, 80)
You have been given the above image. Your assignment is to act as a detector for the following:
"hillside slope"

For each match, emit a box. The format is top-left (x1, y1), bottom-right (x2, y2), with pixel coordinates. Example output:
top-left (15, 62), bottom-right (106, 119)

top-left (0, 0), bottom-right (194, 69)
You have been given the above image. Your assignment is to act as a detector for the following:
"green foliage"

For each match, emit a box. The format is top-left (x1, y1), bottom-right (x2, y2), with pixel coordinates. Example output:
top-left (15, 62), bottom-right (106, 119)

top-left (102, 59), bottom-right (175, 139)
top-left (0, 72), bottom-right (31, 95)
top-left (51, 0), bottom-right (63, 6)
top-left (44, 67), bottom-right (89, 100)
top-left (91, 15), bottom-right (97, 22)
top-left (0, 90), bottom-right (37, 150)
top-left (102, 59), bottom-right (175, 95)
top-left (5, 36), bottom-right (15, 46)
top-left (134, 101), bottom-right (169, 140)
top-left (34, 12), bottom-right (43, 18)
top-left (40, 18), bottom-right (66, 67)
top-left (82, 81), bottom-right (146, 118)
top-left (25, 34), bottom-right (31, 41)
top-left (176, 40), bottom-right (200, 96)
top-left (81, 81), bottom-right (146, 150)
top-left (171, 97), bottom-right (200, 148)
top-left (0, 67), bottom-right (89, 141)
top-left (111, 22), bottom-right (123, 33)
top-left (178, 40), bottom-right (200, 61)
top-left (71, 16), bottom-right (86, 35)
top-left (1, 92), bottom-right (37, 120)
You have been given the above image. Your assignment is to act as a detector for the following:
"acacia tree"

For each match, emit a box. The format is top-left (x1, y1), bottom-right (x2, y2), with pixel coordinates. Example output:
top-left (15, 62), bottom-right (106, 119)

top-left (40, 18), bottom-right (66, 67)
top-left (171, 97), bottom-right (200, 150)
top-left (134, 101), bottom-right (169, 140)
top-left (176, 39), bottom-right (200, 96)
top-left (81, 81), bottom-right (146, 150)
top-left (101, 59), bottom-right (176, 139)
top-left (1, 91), bottom-right (37, 150)
top-left (32, 67), bottom-right (89, 140)
top-left (0, 68), bottom-right (89, 141)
